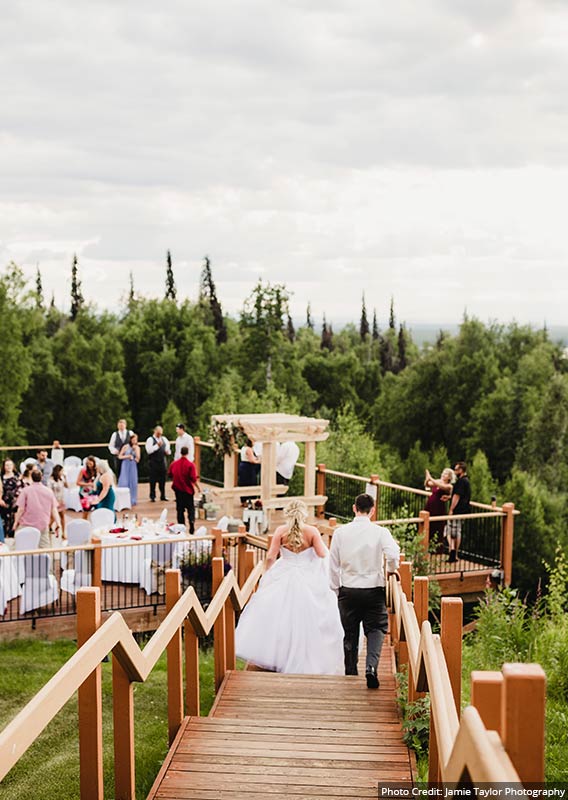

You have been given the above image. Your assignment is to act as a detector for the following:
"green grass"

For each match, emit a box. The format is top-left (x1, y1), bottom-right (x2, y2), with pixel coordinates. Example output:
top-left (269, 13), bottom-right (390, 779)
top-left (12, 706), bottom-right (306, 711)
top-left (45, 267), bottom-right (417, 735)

top-left (0, 639), bottom-right (218, 800)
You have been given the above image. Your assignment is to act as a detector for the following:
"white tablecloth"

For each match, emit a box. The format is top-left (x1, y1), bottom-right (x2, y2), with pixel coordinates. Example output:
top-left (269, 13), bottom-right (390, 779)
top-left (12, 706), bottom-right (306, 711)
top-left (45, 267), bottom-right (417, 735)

top-left (0, 544), bottom-right (21, 615)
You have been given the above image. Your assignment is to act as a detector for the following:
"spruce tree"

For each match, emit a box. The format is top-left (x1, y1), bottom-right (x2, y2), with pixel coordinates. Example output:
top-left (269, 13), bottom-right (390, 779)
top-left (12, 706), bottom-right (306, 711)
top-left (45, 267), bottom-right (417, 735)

top-left (379, 334), bottom-right (394, 374)
top-left (389, 297), bottom-right (395, 330)
top-left (306, 302), bottom-right (314, 330)
top-left (70, 254), bottom-right (84, 320)
top-left (35, 265), bottom-right (44, 309)
top-left (397, 324), bottom-right (407, 371)
top-left (286, 314), bottom-right (296, 343)
top-left (128, 270), bottom-right (135, 305)
top-left (360, 293), bottom-right (369, 340)
top-left (321, 314), bottom-right (333, 351)
top-left (199, 256), bottom-right (227, 344)
top-left (372, 309), bottom-right (379, 341)
top-left (165, 250), bottom-right (177, 301)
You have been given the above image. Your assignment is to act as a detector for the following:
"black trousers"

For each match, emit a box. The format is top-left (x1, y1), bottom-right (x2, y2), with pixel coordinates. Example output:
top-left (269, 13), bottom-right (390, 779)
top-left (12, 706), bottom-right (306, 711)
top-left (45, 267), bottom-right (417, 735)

top-left (338, 586), bottom-right (388, 675)
top-left (174, 489), bottom-right (195, 532)
top-left (148, 463), bottom-right (166, 501)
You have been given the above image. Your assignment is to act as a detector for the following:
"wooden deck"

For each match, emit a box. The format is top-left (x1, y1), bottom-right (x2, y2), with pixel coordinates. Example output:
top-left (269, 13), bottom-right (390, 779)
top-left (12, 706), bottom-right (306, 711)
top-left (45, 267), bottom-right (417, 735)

top-left (147, 644), bottom-right (414, 799)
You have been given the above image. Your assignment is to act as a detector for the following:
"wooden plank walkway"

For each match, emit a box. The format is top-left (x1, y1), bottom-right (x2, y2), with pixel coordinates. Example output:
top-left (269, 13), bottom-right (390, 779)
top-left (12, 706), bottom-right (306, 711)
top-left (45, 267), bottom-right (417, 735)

top-left (148, 644), bottom-right (414, 799)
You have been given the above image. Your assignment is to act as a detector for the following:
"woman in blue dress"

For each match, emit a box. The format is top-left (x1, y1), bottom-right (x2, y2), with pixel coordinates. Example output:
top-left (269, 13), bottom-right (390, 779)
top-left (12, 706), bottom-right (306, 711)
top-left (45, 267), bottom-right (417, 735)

top-left (118, 433), bottom-right (140, 506)
top-left (94, 459), bottom-right (116, 514)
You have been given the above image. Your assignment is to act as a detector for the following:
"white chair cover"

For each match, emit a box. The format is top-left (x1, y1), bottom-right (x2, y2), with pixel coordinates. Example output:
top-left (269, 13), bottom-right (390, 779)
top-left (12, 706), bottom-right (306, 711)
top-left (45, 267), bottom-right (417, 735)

top-left (64, 485), bottom-right (82, 512)
top-left (65, 465), bottom-right (81, 485)
top-left (159, 508), bottom-right (168, 524)
top-left (194, 526), bottom-right (207, 537)
top-left (216, 515), bottom-right (229, 532)
top-left (140, 542), bottom-right (175, 595)
top-left (0, 544), bottom-right (21, 615)
top-left (89, 508), bottom-right (115, 530)
top-left (20, 553), bottom-right (59, 614)
top-left (60, 519), bottom-right (91, 574)
top-left (115, 487), bottom-right (132, 511)
top-left (19, 458), bottom-right (37, 474)
top-left (63, 455), bottom-right (82, 468)
top-left (14, 527), bottom-right (41, 584)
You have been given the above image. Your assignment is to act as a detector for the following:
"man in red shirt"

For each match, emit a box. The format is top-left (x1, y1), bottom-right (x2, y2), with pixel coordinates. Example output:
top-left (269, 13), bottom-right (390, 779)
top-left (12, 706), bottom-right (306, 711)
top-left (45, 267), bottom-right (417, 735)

top-left (167, 446), bottom-right (200, 534)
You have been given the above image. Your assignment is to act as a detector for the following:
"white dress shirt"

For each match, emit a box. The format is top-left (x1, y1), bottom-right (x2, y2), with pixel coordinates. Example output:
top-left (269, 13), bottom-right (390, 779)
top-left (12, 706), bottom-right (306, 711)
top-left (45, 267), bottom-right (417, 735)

top-left (276, 441), bottom-right (300, 480)
top-left (329, 515), bottom-right (400, 592)
top-left (145, 436), bottom-right (171, 456)
top-left (108, 429), bottom-right (133, 455)
top-left (174, 432), bottom-right (194, 461)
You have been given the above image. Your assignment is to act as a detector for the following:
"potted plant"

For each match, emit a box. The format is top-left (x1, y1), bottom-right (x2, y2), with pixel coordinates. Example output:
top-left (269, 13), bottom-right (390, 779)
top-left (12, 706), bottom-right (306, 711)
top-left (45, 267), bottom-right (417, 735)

top-left (203, 502), bottom-right (220, 521)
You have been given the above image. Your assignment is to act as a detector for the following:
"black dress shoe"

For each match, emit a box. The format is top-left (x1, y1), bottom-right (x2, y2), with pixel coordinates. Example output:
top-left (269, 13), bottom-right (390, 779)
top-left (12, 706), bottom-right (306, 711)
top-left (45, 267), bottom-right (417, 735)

top-left (161, 496), bottom-right (169, 502)
top-left (448, 550), bottom-right (457, 563)
top-left (150, 498), bottom-right (156, 502)
top-left (366, 667), bottom-right (379, 689)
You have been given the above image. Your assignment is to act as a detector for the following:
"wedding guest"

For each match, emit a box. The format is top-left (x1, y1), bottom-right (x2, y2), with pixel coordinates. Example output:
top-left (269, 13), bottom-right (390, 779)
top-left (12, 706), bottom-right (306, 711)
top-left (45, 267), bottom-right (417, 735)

top-left (108, 418), bottom-right (134, 476)
top-left (238, 438), bottom-right (260, 506)
top-left (145, 425), bottom-right (171, 502)
top-left (1, 458), bottom-right (24, 538)
top-left (174, 423), bottom-right (194, 461)
top-left (77, 455), bottom-right (97, 519)
top-left (36, 449), bottom-right (54, 485)
top-left (168, 446), bottom-right (200, 534)
top-left (49, 464), bottom-right (68, 539)
top-left (424, 467), bottom-right (455, 551)
top-left (50, 440), bottom-right (65, 467)
top-left (21, 462), bottom-right (35, 486)
top-left (276, 441), bottom-right (300, 485)
top-left (15, 469), bottom-right (62, 549)
top-left (94, 460), bottom-right (116, 514)
top-left (118, 433), bottom-right (141, 506)
top-left (447, 462), bottom-right (471, 564)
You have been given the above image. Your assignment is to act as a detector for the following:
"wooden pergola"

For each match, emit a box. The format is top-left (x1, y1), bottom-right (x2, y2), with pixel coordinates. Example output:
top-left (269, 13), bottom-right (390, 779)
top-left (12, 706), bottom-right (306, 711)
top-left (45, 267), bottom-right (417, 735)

top-left (211, 413), bottom-right (329, 520)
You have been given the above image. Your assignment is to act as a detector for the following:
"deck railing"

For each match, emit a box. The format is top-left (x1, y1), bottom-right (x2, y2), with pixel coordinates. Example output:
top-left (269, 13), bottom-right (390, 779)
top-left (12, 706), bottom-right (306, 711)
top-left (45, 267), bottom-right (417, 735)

top-left (389, 561), bottom-right (546, 784)
top-left (0, 556), bottom-right (264, 799)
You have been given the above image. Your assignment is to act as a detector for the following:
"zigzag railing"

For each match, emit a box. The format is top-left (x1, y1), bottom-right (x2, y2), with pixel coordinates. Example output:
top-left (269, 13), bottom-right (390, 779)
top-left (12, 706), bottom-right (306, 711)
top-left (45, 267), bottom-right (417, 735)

top-left (389, 562), bottom-right (546, 785)
top-left (0, 553), bottom-right (264, 800)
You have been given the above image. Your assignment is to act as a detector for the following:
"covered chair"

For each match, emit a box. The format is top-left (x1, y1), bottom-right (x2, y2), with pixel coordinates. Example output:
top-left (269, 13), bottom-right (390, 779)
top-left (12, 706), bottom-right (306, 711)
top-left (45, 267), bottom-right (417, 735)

top-left (0, 545), bottom-right (21, 615)
top-left (60, 520), bottom-right (92, 594)
top-left (19, 458), bottom-right (37, 474)
top-left (63, 455), bottom-right (82, 468)
top-left (140, 542), bottom-right (175, 596)
top-left (89, 508), bottom-right (115, 530)
top-left (20, 553), bottom-right (59, 614)
top-left (14, 527), bottom-right (41, 584)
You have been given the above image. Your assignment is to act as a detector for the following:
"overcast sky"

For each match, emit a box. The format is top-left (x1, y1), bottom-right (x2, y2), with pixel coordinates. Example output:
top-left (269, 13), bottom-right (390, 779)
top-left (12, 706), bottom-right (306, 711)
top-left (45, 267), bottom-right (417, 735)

top-left (2, 1), bottom-right (568, 326)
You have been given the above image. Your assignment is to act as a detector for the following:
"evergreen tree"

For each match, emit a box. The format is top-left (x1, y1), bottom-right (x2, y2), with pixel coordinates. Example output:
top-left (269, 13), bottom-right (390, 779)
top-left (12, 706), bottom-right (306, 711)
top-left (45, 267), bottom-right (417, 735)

top-left (321, 314), bottom-right (333, 351)
top-left (306, 302), bottom-right (314, 330)
top-left (70, 254), bottom-right (84, 320)
top-left (379, 334), bottom-right (394, 374)
top-left (397, 324), bottom-right (407, 371)
top-left (199, 256), bottom-right (227, 344)
top-left (360, 293), bottom-right (369, 340)
top-left (286, 314), bottom-right (295, 343)
top-left (35, 265), bottom-right (44, 309)
top-left (128, 271), bottom-right (135, 305)
top-left (165, 250), bottom-right (177, 301)
top-left (50, 292), bottom-right (55, 309)
top-left (372, 309), bottom-right (379, 341)
top-left (389, 297), bottom-right (395, 331)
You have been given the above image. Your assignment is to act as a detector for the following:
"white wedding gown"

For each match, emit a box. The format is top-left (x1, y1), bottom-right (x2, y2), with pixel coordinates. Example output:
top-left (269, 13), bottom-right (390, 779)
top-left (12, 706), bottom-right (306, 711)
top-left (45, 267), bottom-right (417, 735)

top-left (235, 546), bottom-right (344, 674)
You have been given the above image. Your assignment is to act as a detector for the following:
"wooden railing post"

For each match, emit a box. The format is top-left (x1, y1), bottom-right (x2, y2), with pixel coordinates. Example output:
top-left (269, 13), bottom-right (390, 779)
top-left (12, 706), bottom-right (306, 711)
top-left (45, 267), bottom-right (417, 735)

top-left (77, 587), bottom-right (103, 800)
top-left (369, 474), bottom-right (379, 521)
top-left (418, 510), bottom-right (430, 555)
top-left (91, 538), bottom-right (102, 590)
top-left (213, 557), bottom-right (227, 691)
top-left (224, 592), bottom-right (236, 672)
top-left (316, 464), bottom-right (326, 518)
top-left (244, 548), bottom-right (256, 582)
top-left (212, 527), bottom-right (223, 559)
top-left (501, 502), bottom-right (515, 586)
top-left (412, 576), bottom-right (429, 702)
top-left (502, 664), bottom-right (546, 783)
top-left (184, 617), bottom-right (200, 717)
top-left (398, 561), bottom-right (412, 670)
top-left (166, 570), bottom-right (183, 745)
top-left (194, 435), bottom-right (201, 478)
top-left (113, 650), bottom-right (135, 800)
top-left (237, 526), bottom-right (247, 587)
top-left (441, 598), bottom-right (463, 718)
top-left (471, 671), bottom-right (503, 735)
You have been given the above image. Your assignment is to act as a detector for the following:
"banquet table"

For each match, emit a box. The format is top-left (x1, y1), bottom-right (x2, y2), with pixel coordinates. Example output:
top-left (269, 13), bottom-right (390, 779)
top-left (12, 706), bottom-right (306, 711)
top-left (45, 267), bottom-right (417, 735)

top-left (96, 527), bottom-right (211, 584)
top-left (0, 543), bottom-right (21, 615)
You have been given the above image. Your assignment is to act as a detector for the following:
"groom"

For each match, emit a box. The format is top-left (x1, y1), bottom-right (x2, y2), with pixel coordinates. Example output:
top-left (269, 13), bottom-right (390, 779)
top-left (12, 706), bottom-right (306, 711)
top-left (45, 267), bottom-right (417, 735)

top-left (329, 493), bottom-right (400, 689)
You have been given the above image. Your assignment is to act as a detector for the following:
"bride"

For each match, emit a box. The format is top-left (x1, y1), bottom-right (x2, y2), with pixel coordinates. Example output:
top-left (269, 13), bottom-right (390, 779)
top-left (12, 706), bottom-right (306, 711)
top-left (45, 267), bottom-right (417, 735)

top-left (235, 499), bottom-right (344, 674)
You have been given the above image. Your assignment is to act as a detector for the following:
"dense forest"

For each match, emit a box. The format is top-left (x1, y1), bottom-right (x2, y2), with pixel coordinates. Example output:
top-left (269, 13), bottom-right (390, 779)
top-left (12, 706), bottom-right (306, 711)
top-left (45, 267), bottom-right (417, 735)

top-left (1, 258), bottom-right (567, 596)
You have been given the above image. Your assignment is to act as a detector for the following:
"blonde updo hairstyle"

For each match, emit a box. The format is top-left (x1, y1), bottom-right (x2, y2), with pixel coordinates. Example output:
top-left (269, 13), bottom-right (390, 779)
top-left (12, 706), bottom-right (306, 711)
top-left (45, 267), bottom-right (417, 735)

top-left (442, 468), bottom-right (456, 485)
top-left (283, 499), bottom-right (309, 552)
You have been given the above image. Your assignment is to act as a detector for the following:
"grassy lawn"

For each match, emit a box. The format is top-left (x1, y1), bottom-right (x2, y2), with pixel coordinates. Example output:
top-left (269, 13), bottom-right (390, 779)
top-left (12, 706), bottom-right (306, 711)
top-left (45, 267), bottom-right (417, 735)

top-left (0, 638), bottom-right (218, 800)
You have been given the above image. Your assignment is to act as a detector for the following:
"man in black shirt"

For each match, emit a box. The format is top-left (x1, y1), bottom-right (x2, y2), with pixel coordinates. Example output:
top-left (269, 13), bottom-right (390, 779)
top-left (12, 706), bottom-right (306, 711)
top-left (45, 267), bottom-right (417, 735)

top-left (447, 461), bottom-right (471, 563)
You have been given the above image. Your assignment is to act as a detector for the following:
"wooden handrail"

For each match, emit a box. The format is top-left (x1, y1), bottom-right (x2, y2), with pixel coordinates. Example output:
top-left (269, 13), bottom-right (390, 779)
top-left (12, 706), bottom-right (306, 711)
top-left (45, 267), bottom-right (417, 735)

top-left (0, 559), bottom-right (264, 783)
top-left (389, 565), bottom-right (546, 784)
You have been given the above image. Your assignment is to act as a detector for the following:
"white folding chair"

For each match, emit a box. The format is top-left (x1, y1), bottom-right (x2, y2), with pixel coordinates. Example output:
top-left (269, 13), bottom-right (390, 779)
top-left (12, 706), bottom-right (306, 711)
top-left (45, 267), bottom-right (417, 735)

top-left (60, 521), bottom-right (92, 593)
top-left (140, 542), bottom-right (175, 595)
top-left (14, 527), bottom-right (41, 584)
top-left (159, 508), bottom-right (168, 524)
top-left (0, 545), bottom-right (21, 614)
top-left (20, 553), bottom-right (59, 614)
top-left (63, 455), bottom-right (82, 468)
top-left (89, 508), bottom-right (115, 530)
top-left (19, 458), bottom-right (37, 474)
top-left (115, 487), bottom-right (132, 510)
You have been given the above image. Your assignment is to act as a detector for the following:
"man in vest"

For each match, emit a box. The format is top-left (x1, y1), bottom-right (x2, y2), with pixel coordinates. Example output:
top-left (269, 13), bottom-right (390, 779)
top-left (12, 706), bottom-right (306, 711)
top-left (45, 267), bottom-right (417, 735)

top-left (108, 419), bottom-right (133, 475)
top-left (145, 425), bottom-right (171, 502)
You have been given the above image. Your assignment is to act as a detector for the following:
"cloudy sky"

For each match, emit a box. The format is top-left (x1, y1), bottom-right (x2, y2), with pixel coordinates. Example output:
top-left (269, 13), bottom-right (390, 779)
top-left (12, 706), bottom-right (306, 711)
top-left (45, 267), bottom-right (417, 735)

top-left (2, 0), bottom-right (568, 326)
